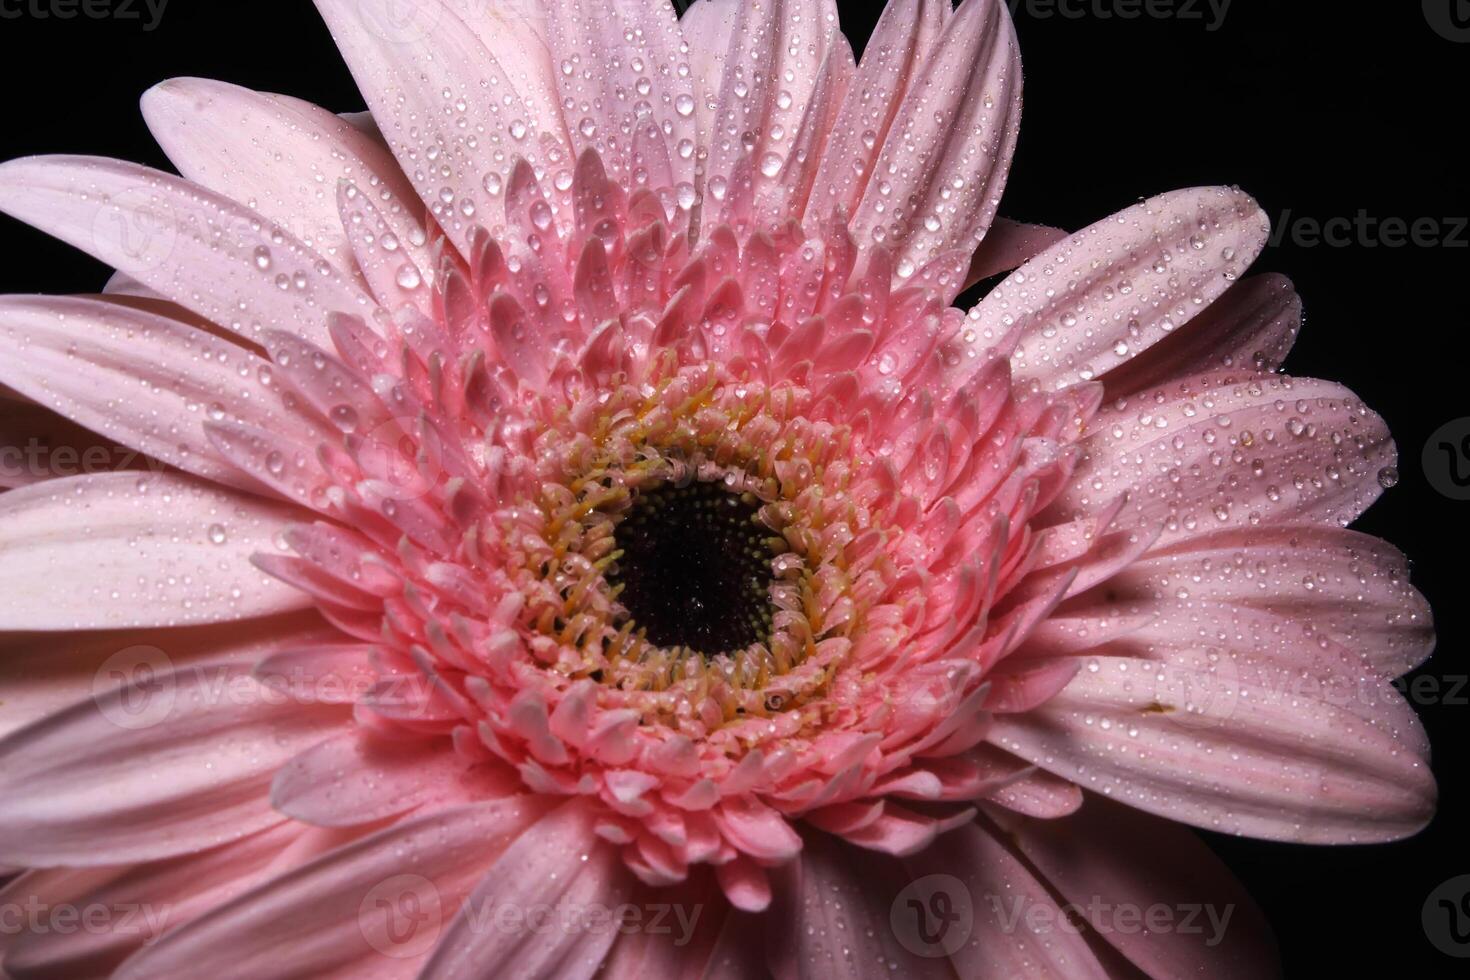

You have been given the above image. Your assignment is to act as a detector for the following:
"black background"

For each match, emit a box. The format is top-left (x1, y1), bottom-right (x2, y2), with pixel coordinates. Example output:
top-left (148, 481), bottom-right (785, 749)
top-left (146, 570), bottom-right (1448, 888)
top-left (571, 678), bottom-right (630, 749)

top-left (0, 1), bottom-right (1465, 974)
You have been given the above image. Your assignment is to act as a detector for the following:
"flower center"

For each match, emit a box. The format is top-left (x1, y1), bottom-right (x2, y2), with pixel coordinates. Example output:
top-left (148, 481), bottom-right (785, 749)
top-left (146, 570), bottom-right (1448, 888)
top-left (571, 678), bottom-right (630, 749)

top-left (610, 479), bottom-right (775, 658)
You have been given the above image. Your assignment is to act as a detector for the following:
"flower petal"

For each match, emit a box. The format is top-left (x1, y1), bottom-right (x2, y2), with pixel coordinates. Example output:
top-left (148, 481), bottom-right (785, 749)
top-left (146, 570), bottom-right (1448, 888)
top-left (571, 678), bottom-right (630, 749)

top-left (1101, 272), bottom-right (1301, 397)
top-left (1100, 523), bottom-right (1434, 675)
top-left (420, 800), bottom-right (629, 980)
top-left (1053, 373), bottom-right (1394, 547)
top-left (0, 294), bottom-right (325, 493)
top-left (988, 655), bottom-right (1435, 842)
top-left (141, 77), bottom-right (431, 283)
top-left (312, 0), bottom-right (572, 253)
top-left (271, 732), bottom-right (518, 827)
top-left (983, 795), bottom-right (1280, 979)
top-left (765, 830), bottom-right (956, 979)
top-left (984, 186), bottom-right (1270, 390)
top-left (0, 472), bottom-right (311, 630)
top-left (850, 0), bottom-right (1021, 279)
top-left (115, 797), bottom-right (554, 979)
top-left (904, 821), bottom-right (1112, 979)
top-left (0, 662), bottom-right (347, 866)
top-left (0, 156), bottom-right (374, 347)
top-left (0, 610), bottom-right (333, 742)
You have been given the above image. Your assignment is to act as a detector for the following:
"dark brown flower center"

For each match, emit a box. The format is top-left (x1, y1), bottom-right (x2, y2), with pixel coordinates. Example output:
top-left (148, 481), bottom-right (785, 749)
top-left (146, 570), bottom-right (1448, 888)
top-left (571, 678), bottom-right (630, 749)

top-left (610, 479), bottom-right (776, 657)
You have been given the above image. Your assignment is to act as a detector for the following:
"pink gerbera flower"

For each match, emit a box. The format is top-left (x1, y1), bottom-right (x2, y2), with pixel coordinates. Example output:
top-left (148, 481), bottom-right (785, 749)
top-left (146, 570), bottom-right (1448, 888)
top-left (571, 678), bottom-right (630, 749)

top-left (0, 0), bottom-right (1435, 976)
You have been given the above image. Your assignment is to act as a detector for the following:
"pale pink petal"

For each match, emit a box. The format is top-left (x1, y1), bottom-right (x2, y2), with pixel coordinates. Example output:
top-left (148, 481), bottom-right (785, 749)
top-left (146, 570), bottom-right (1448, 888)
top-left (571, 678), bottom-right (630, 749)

top-left (678, 0), bottom-right (739, 145)
top-left (1, 822), bottom-right (314, 979)
top-left (1102, 272), bottom-right (1301, 396)
top-left (806, 0), bottom-right (947, 223)
top-left (984, 187), bottom-right (1270, 389)
top-left (0, 663), bottom-right (347, 866)
top-left (312, 0), bottom-right (572, 252)
top-left (141, 78), bottom-right (432, 283)
top-left (849, 0), bottom-right (1021, 279)
top-left (766, 830), bottom-right (955, 978)
top-left (420, 801), bottom-right (628, 980)
top-left (271, 732), bottom-right (518, 827)
top-left (905, 821), bottom-right (1112, 979)
top-left (964, 217), bottom-right (1069, 287)
top-left (1101, 523), bottom-right (1434, 675)
top-left (988, 655), bottom-right (1435, 842)
top-left (702, 0), bottom-right (846, 226)
top-left (115, 798), bottom-right (554, 980)
top-left (0, 156), bottom-right (375, 347)
top-left (1051, 373), bottom-right (1395, 547)
top-left (0, 610), bottom-right (332, 742)
top-left (984, 795), bottom-right (1280, 979)
top-left (0, 294), bottom-right (326, 493)
top-left (595, 874), bottom-right (728, 979)
top-left (543, 0), bottom-right (695, 191)
top-left (0, 472), bottom-right (311, 630)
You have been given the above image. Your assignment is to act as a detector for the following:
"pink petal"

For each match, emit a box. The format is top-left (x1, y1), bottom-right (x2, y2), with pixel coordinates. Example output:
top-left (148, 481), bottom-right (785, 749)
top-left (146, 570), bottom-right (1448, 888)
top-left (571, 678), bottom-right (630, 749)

top-left (984, 796), bottom-right (1280, 979)
top-left (0, 156), bottom-right (374, 347)
top-left (420, 801), bottom-right (629, 980)
top-left (678, 0), bottom-right (739, 146)
top-left (1053, 372), bottom-right (1395, 547)
top-left (986, 187), bottom-right (1270, 390)
top-left (115, 798), bottom-right (553, 979)
top-left (1103, 523), bottom-right (1433, 675)
top-left (0, 662), bottom-right (347, 866)
top-left (765, 830), bottom-right (957, 979)
top-left (0, 610), bottom-right (332, 742)
top-left (0, 390), bottom-right (134, 489)
top-left (141, 78), bottom-right (430, 282)
top-left (544, 0), bottom-right (695, 191)
top-left (1, 821), bottom-right (311, 978)
top-left (596, 874), bottom-right (728, 978)
top-left (271, 732), bottom-right (518, 827)
top-left (312, 0), bottom-right (571, 252)
top-left (0, 472), bottom-right (311, 630)
top-left (964, 217), bottom-right (1070, 286)
top-left (1102, 272), bottom-right (1301, 397)
top-left (0, 294), bottom-right (326, 492)
top-left (702, 0), bottom-right (848, 227)
top-left (806, 0), bottom-right (946, 222)
top-left (903, 820), bottom-right (1112, 978)
top-left (850, 0), bottom-right (1021, 278)
top-left (988, 654), bottom-right (1435, 842)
